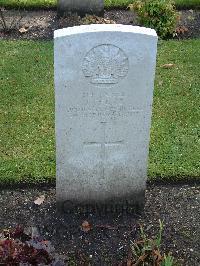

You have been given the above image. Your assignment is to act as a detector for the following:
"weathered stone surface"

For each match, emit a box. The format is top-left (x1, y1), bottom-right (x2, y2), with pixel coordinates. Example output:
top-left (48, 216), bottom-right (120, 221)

top-left (54, 24), bottom-right (158, 212)
top-left (57, 0), bottom-right (104, 16)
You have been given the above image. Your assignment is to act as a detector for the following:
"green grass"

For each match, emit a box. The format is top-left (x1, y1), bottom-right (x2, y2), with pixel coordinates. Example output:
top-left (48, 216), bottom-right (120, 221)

top-left (175, 0), bottom-right (200, 9)
top-left (106, 0), bottom-right (134, 8)
top-left (106, 0), bottom-right (200, 9)
top-left (0, 0), bottom-right (56, 9)
top-left (0, 39), bottom-right (199, 185)
top-left (0, 0), bottom-right (199, 9)
top-left (149, 40), bottom-right (200, 180)
top-left (0, 41), bottom-right (55, 184)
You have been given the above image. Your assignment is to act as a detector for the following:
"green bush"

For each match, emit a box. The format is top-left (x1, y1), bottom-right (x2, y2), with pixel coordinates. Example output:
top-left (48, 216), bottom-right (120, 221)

top-left (129, 0), bottom-right (178, 39)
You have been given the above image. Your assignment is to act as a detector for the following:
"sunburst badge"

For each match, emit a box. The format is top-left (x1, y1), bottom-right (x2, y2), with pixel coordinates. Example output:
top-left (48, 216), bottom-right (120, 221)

top-left (82, 44), bottom-right (129, 84)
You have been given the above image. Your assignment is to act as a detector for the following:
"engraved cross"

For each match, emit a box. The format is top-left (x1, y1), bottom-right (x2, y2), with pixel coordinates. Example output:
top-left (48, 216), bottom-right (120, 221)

top-left (84, 122), bottom-right (124, 179)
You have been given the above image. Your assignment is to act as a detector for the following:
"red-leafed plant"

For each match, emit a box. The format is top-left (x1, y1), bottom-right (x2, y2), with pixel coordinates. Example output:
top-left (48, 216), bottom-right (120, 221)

top-left (0, 226), bottom-right (53, 265)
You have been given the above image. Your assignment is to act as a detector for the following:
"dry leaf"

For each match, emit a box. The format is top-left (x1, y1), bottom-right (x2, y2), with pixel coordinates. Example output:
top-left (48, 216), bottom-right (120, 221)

top-left (161, 63), bottom-right (175, 69)
top-left (133, 254), bottom-right (148, 266)
top-left (19, 27), bottom-right (28, 34)
top-left (176, 26), bottom-right (189, 34)
top-left (34, 195), bottom-right (45, 205)
top-left (81, 220), bottom-right (92, 232)
top-left (153, 249), bottom-right (163, 262)
top-left (127, 259), bottom-right (132, 266)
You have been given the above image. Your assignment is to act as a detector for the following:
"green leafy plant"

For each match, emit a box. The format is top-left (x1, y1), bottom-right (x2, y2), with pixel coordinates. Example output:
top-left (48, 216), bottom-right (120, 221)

top-left (130, 220), bottom-right (174, 265)
top-left (162, 253), bottom-right (174, 266)
top-left (129, 0), bottom-right (179, 38)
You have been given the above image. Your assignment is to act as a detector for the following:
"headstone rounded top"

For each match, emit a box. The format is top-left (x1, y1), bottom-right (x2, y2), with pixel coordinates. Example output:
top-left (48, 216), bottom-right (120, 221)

top-left (54, 24), bottom-right (157, 39)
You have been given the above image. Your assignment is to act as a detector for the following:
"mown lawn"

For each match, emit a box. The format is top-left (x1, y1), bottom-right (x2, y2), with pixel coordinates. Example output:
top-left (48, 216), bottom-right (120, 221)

top-left (0, 39), bottom-right (199, 185)
top-left (0, 0), bottom-right (199, 9)
top-left (106, 0), bottom-right (200, 8)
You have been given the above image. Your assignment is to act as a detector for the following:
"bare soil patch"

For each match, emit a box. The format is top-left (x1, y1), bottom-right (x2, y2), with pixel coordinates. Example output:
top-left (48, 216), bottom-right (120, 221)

top-left (0, 183), bottom-right (199, 265)
top-left (0, 9), bottom-right (199, 40)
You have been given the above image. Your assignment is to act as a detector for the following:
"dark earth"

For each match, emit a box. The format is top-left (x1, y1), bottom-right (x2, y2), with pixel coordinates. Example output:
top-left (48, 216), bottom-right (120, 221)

top-left (0, 183), bottom-right (200, 265)
top-left (0, 9), bottom-right (200, 40)
top-left (1, 6), bottom-right (200, 266)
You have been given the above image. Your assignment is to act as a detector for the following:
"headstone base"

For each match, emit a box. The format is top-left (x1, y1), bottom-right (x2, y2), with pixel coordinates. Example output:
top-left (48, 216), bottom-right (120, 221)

top-left (57, 190), bottom-right (145, 215)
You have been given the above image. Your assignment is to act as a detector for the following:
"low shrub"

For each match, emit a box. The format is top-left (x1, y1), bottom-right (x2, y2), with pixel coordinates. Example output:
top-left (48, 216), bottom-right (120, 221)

top-left (0, 226), bottom-right (54, 265)
top-left (129, 0), bottom-right (179, 38)
top-left (130, 220), bottom-right (174, 265)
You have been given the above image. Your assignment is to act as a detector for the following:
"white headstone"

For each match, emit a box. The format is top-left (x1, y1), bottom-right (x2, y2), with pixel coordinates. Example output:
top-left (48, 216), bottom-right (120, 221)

top-left (57, 0), bottom-right (104, 16)
top-left (54, 24), bottom-right (158, 213)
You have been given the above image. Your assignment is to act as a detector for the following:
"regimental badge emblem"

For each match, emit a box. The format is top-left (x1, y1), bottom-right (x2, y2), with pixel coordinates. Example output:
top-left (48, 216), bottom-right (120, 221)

top-left (82, 44), bottom-right (129, 84)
